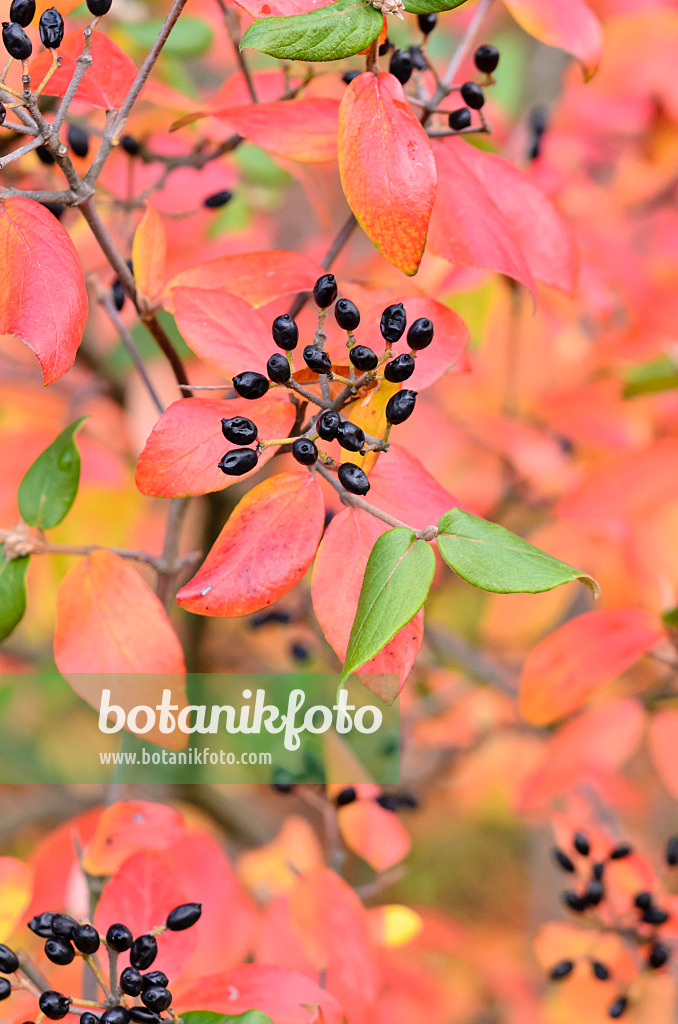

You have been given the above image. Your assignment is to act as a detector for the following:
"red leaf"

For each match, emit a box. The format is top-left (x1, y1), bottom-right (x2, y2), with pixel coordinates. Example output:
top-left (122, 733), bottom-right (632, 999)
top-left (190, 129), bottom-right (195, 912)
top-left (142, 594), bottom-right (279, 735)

top-left (173, 288), bottom-right (272, 378)
top-left (368, 443), bottom-right (460, 531)
top-left (82, 802), bottom-right (185, 876)
top-left (338, 72), bottom-right (436, 276)
top-left (519, 608), bottom-right (664, 726)
top-left (234, 0), bottom-right (329, 15)
top-left (135, 396), bottom-right (296, 498)
top-left (28, 31), bottom-right (137, 108)
top-left (0, 198), bottom-right (87, 384)
top-left (165, 250), bottom-right (325, 310)
top-left (338, 800), bottom-right (411, 871)
top-left (649, 710), bottom-right (678, 800)
top-left (177, 472), bottom-right (325, 617)
top-left (501, 0), bottom-right (603, 78)
top-left (216, 99), bottom-right (340, 162)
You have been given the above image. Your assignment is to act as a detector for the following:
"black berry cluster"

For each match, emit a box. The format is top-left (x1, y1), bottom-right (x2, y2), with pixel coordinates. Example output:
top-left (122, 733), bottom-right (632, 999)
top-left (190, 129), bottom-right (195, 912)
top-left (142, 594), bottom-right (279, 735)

top-left (2, 0), bottom-right (111, 62)
top-left (218, 275), bottom-right (436, 498)
top-left (447, 44), bottom-right (500, 133)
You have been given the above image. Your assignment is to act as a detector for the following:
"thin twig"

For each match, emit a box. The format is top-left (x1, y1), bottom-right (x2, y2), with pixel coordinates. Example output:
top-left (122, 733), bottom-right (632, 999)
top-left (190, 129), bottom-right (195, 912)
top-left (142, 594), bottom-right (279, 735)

top-left (96, 289), bottom-right (165, 415)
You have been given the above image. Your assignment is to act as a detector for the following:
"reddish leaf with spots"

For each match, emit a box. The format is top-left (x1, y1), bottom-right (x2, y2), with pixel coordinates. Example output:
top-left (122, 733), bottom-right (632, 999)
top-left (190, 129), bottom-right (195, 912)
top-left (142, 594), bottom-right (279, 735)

top-left (177, 472), bottom-right (325, 616)
top-left (0, 198), bottom-right (87, 385)
top-left (28, 31), bottom-right (137, 108)
top-left (338, 72), bottom-right (437, 276)
top-left (215, 99), bottom-right (340, 162)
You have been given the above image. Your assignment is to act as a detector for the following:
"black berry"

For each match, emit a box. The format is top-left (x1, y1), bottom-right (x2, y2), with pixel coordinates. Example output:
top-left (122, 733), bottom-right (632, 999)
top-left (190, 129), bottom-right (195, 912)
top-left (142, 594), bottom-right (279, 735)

top-left (574, 831), bottom-right (590, 857)
top-left (303, 345), bottom-right (332, 375)
top-left (101, 1009), bottom-right (130, 1024)
top-left (45, 938), bottom-right (75, 965)
top-left (36, 144), bottom-right (55, 165)
top-left (129, 1011), bottom-right (160, 1024)
top-left (608, 996), bottom-right (627, 1019)
top-left (41, 201), bottom-right (65, 219)
top-left (592, 961), bottom-right (610, 981)
top-left (317, 410), bottom-right (340, 441)
top-left (39, 8), bottom-right (64, 48)
top-left (0, 101), bottom-right (5, 126)
top-left (87, 0), bottom-right (112, 13)
top-left (2, 22), bottom-right (32, 59)
top-left (120, 968), bottom-right (144, 997)
top-left (267, 352), bottom-right (291, 383)
top-left (334, 298), bottom-right (360, 330)
top-left (549, 960), bottom-right (573, 981)
top-left (474, 43), bottom-right (499, 74)
top-left (666, 836), bottom-right (678, 866)
top-left (562, 890), bottom-right (586, 913)
top-left (142, 971), bottom-right (169, 989)
top-left (407, 317), bottom-right (433, 350)
top-left (51, 915), bottom-right (78, 939)
top-left (292, 438), bottom-right (318, 466)
top-left (384, 354), bottom-right (415, 383)
top-left (141, 987), bottom-right (172, 1013)
top-left (592, 862), bottom-right (605, 880)
top-left (648, 943), bottom-right (670, 969)
top-left (312, 274), bottom-right (337, 308)
top-left (642, 906), bottom-right (669, 926)
top-left (0, 979), bottom-right (10, 1001)
top-left (380, 303), bottom-right (407, 344)
top-left (408, 45), bottom-right (427, 71)
top-left (272, 313), bottom-right (299, 351)
top-left (39, 992), bottom-right (72, 1020)
top-left (112, 279), bottom-right (125, 311)
top-left (448, 108), bottom-right (471, 131)
top-left (378, 36), bottom-right (390, 56)
top-left (29, 912), bottom-right (55, 938)
top-left (338, 462), bottom-right (370, 495)
top-left (376, 794), bottom-right (399, 812)
top-left (461, 81), bottom-right (485, 110)
top-left (584, 880), bottom-right (604, 906)
top-left (349, 346), bottom-right (378, 372)
top-left (218, 448), bottom-right (258, 476)
top-left (130, 934), bottom-right (157, 971)
top-left (80, 1014), bottom-right (100, 1024)
top-left (68, 124), bottom-right (89, 158)
top-left (336, 787), bottom-right (357, 807)
top-left (222, 416), bottom-right (258, 445)
top-left (336, 421), bottom-right (364, 452)
top-left (73, 924), bottom-right (100, 954)
top-left (342, 70), bottom-right (360, 84)
top-left (232, 371), bottom-right (269, 399)
top-left (203, 189), bottom-right (232, 208)
top-left (552, 848), bottom-right (576, 873)
top-left (105, 924), bottom-right (133, 952)
top-left (634, 892), bottom-right (653, 911)
top-left (385, 389), bottom-right (417, 425)
top-left (389, 49), bottom-right (412, 86)
top-left (120, 134), bottom-right (140, 156)
top-left (9, 0), bottom-right (34, 25)
top-left (527, 105), bottom-right (548, 161)
top-left (417, 12), bottom-right (437, 34)
top-left (609, 843), bottom-right (633, 860)
top-left (0, 945), bottom-right (19, 974)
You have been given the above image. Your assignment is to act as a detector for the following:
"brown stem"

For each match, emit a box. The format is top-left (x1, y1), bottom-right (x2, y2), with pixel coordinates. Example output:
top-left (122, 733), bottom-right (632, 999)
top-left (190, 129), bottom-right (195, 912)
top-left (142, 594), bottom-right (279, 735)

top-left (96, 289), bottom-right (165, 415)
top-left (155, 497), bottom-right (191, 609)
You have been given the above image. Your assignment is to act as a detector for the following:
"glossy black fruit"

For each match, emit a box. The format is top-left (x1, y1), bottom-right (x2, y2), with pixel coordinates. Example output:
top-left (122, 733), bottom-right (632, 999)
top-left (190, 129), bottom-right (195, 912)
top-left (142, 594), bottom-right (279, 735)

top-left (39, 8), bottom-right (64, 48)
top-left (292, 438), bottom-right (318, 466)
top-left (592, 961), bottom-right (610, 981)
top-left (0, 979), bottom-right (10, 1001)
top-left (407, 317), bottom-right (433, 350)
top-left (51, 915), bottom-right (77, 940)
top-left (342, 70), bottom-right (360, 84)
top-left (41, 201), bottom-right (65, 219)
top-left (474, 43), bottom-right (499, 74)
top-left (642, 906), bottom-right (669, 926)
top-left (550, 960), bottom-right (573, 981)
top-left (609, 843), bottom-right (633, 860)
top-left (39, 992), bottom-right (72, 1020)
top-left (68, 124), bottom-right (89, 158)
top-left (120, 134), bottom-right (140, 156)
top-left (9, 0), bottom-right (35, 26)
top-left (129, 1011), bottom-right (160, 1024)
top-left (385, 389), bottom-right (416, 424)
top-left (80, 1013), bottom-right (100, 1024)
top-left (552, 848), bottom-right (576, 873)
top-left (608, 996), bottom-right (627, 1019)
top-left (634, 892), bottom-right (653, 911)
top-left (232, 371), bottom-right (269, 399)
top-left (87, 0), bottom-right (112, 13)
top-left (378, 36), bottom-right (390, 56)
top-left (584, 880), bottom-right (604, 906)
top-left (312, 273), bottom-right (337, 308)
top-left (334, 298), bottom-right (360, 330)
top-left (74, 924), bottom-right (100, 954)
top-left (448, 108), bottom-right (471, 131)
top-left (267, 352), bottom-right (291, 383)
top-left (417, 12), bottom-right (437, 33)
top-left (389, 49), bottom-right (413, 86)
top-left (218, 448), bottom-right (258, 476)
top-left (29, 912), bottom-right (55, 938)
top-left (120, 968), bottom-right (144, 997)
top-left (349, 346), bottom-right (378, 372)
top-left (141, 987), bottom-right (172, 1013)
top-left (317, 410), bottom-right (340, 441)
top-left (0, 945), bottom-right (19, 974)
top-left (574, 831), bottom-right (590, 857)
top-left (562, 890), bottom-right (586, 913)
top-left (336, 787), bottom-right (357, 807)
top-left (112, 279), bottom-right (125, 311)
top-left (204, 189), bottom-right (233, 208)
top-left (380, 303), bottom-right (407, 344)
top-left (45, 938), bottom-right (75, 965)
top-left (303, 345), bottom-right (332, 374)
top-left (222, 416), bottom-right (257, 445)
top-left (384, 354), bottom-right (415, 383)
top-left (142, 972), bottom-right (169, 990)
top-left (648, 943), bottom-right (670, 969)
top-left (101, 1008), bottom-right (130, 1024)
top-left (2, 22), bottom-right (32, 59)
top-left (336, 421), bottom-right (364, 452)
top-left (667, 836), bottom-right (678, 866)
top-left (337, 462), bottom-right (370, 495)
top-left (460, 81), bottom-right (485, 110)
top-left (376, 794), bottom-right (399, 812)
top-left (105, 923), bottom-right (133, 953)
top-left (272, 313), bottom-right (299, 351)
top-left (409, 45), bottom-right (427, 71)
top-left (130, 934), bottom-right (157, 971)
top-left (36, 144), bottom-right (55, 164)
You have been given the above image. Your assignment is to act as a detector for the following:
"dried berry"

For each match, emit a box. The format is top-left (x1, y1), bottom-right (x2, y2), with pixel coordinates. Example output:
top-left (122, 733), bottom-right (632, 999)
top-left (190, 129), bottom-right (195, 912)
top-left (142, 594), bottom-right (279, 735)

top-left (303, 345), bottom-right (332, 374)
top-left (272, 313), bottom-right (299, 351)
top-left (218, 448), bottom-right (258, 476)
top-left (39, 8), bottom-right (64, 49)
top-left (385, 389), bottom-right (417, 425)
top-left (338, 462), bottom-right (370, 495)
top-left (120, 967), bottom-right (144, 997)
top-left (349, 346), bottom-right (378, 372)
top-left (39, 992), bottom-right (72, 1020)
top-left (384, 354), bottom-right (415, 383)
top-left (130, 934), bottom-right (157, 971)
top-left (317, 410), bottom-right (340, 441)
top-left (380, 303), bottom-right (407, 344)
top-left (222, 416), bottom-right (258, 445)
top-left (292, 438), bottom-right (318, 466)
top-left (267, 352), bottom-right (291, 383)
top-left (9, 0), bottom-right (35, 26)
top-left (336, 421), bottom-right (365, 452)
top-left (232, 371), bottom-right (269, 400)
top-left (2, 21), bottom-right (32, 59)
top-left (312, 274), bottom-right (337, 308)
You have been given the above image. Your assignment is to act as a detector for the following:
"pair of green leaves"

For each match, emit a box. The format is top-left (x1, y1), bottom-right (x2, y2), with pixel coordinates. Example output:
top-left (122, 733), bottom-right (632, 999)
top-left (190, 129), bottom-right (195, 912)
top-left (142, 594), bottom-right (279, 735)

top-left (0, 417), bottom-right (85, 643)
top-left (340, 509), bottom-right (599, 685)
top-left (241, 0), bottom-right (468, 63)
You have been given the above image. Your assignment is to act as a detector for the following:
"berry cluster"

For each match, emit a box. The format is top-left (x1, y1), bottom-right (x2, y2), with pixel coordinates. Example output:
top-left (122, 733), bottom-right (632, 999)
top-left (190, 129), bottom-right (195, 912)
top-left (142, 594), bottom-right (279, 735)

top-left (1, 0), bottom-right (110, 64)
top-left (0, 903), bottom-right (202, 1022)
top-left (446, 44), bottom-right (500, 132)
top-left (218, 273), bottom-right (435, 497)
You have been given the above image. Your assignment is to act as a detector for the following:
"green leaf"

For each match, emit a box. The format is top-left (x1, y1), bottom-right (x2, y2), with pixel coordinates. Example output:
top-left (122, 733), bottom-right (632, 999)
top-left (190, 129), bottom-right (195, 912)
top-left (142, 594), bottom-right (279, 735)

top-left (124, 17), bottom-right (214, 58)
top-left (0, 546), bottom-right (29, 643)
top-left (623, 356), bottom-right (678, 398)
top-left (18, 417), bottom-right (86, 530)
top-left (402, 0), bottom-right (468, 14)
top-left (240, 0), bottom-right (383, 62)
top-left (182, 1012), bottom-right (273, 1024)
top-left (340, 528), bottom-right (435, 684)
top-left (437, 508), bottom-right (600, 596)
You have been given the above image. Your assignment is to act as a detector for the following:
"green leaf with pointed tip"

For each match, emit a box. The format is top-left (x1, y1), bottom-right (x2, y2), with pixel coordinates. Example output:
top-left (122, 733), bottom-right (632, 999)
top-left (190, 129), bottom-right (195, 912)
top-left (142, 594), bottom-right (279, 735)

top-left (182, 1012), bottom-right (273, 1024)
top-left (0, 546), bottom-right (29, 643)
top-left (437, 508), bottom-right (600, 596)
top-left (240, 0), bottom-right (383, 62)
top-left (402, 0), bottom-right (468, 14)
top-left (18, 417), bottom-right (86, 530)
top-left (340, 528), bottom-right (435, 684)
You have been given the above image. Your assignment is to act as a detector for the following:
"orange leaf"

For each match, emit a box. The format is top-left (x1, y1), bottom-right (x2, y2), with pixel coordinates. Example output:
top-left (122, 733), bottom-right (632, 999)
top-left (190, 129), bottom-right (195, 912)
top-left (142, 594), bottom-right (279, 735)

top-left (519, 609), bottom-right (663, 726)
top-left (338, 72), bottom-right (436, 276)
top-left (173, 288), bottom-right (273, 378)
top-left (28, 31), bottom-right (137, 108)
top-left (501, 0), bottom-right (602, 78)
top-left (338, 800), bottom-right (411, 871)
top-left (164, 250), bottom-right (325, 310)
top-left (649, 709), bottom-right (678, 800)
top-left (0, 858), bottom-right (33, 942)
top-left (132, 205), bottom-right (167, 306)
top-left (0, 198), bottom-right (87, 384)
top-left (216, 99), bottom-right (339, 162)
top-left (177, 472), bottom-right (325, 616)
top-left (82, 801), bottom-right (185, 876)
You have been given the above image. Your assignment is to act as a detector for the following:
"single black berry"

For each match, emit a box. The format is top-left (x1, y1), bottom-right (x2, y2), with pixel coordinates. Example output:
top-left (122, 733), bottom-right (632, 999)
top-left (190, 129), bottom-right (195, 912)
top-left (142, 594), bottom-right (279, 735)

top-left (417, 12), bottom-right (437, 34)
top-left (592, 961), bottom-right (610, 981)
top-left (584, 880), bottom-right (604, 906)
top-left (574, 831), bottom-right (590, 857)
top-left (0, 945), bottom-right (19, 974)
top-left (41, 201), bottom-right (65, 219)
top-left (218, 448), bottom-right (258, 476)
top-left (334, 298), bottom-right (360, 330)
top-left (376, 794), bottom-right (399, 812)
top-left (592, 862), bottom-right (605, 880)
top-left (349, 346), bottom-right (378, 372)
top-left (552, 848), bottom-right (576, 873)
top-left (105, 923), bottom-right (133, 952)
top-left (29, 912), bottom-right (55, 938)
top-left (312, 274), bottom-right (337, 309)
top-left (39, 8), bottom-right (64, 48)
top-left (527, 105), bottom-right (548, 162)
top-left (385, 389), bottom-right (416, 425)
top-left (648, 943), bottom-right (670, 969)
top-left (292, 438), bottom-right (318, 466)
top-left (409, 45), bottom-right (427, 71)
top-left (36, 144), bottom-right (55, 165)
top-left (317, 410), bottom-right (340, 441)
top-left (39, 992), bottom-right (72, 1020)
top-left (120, 968), bottom-right (144, 997)
top-left (666, 836), bottom-right (678, 866)
top-left (642, 905), bottom-right (669, 925)
top-left (130, 934), bottom-right (157, 971)
top-left (389, 49), bottom-right (413, 86)
top-left (549, 960), bottom-right (573, 981)
top-left (448, 108), bottom-right (471, 131)
top-left (86, 0), bottom-right (112, 12)
top-left (51, 914), bottom-right (77, 940)
top-left (0, 101), bottom-right (5, 126)
top-left (74, 924), bottom-right (100, 954)
top-left (342, 70), bottom-right (360, 84)
top-left (112, 279), bottom-right (125, 311)
top-left (45, 938), bottom-right (75, 965)
top-left (272, 313), bottom-right (299, 351)
top-left (2, 22), bottom-right (32, 59)
top-left (474, 43), bottom-right (499, 74)
top-left (608, 996), bottom-right (627, 1019)
top-left (336, 421), bottom-right (364, 452)
top-left (291, 642), bottom-right (310, 661)
top-left (634, 892), bottom-right (653, 911)
top-left (407, 317), bottom-right (434, 350)
top-left (396, 792), bottom-right (419, 809)
top-left (303, 345), bottom-right (332, 374)
top-left (80, 1014), bottom-right (100, 1024)
top-left (120, 134), bottom-right (140, 156)
top-left (0, 979), bottom-right (10, 1001)
top-left (68, 124), bottom-right (89, 158)
top-left (337, 462), bottom-right (370, 495)
top-left (378, 36), bottom-right (390, 56)
top-left (232, 371), bottom-right (269, 400)
top-left (460, 81), bottom-right (485, 110)
top-left (384, 354), bottom-right (415, 383)
top-left (380, 303), bottom-right (407, 344)
top-left (129, 1011), bottom-right (160, 1024)
top-left (203, 189), bottom-right (233, 209)
top-left (142, 971), bottom-right (169, 990)
top-left (267, 352), bottom-right (291, 383)
top-left (336, 787), bottom-right (357, 807)
top-left (222, 416), bottom-right (258, 445)
top-left (9, 0), bottom-right (34, 26)
top-left (609, 843), bottom-right (633, 860)
top-left (101, 1008), bottom-right (130, 1024)
top-left (562, 890), bottom-right (586, 913)
top-left (141, 987), bottom-right (172, 1013)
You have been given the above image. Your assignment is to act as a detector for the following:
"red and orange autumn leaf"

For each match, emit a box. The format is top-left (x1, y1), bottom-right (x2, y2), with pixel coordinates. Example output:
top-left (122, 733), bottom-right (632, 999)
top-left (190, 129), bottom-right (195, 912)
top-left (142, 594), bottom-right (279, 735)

top-left (337, 800), bottom-right (411, 872)
top-left (164, 250), bottom-right (325, 310)
top-left (338, 72), bottom-right (437, 276)
top-left (29, 31), bottom-right (137, 108)
top-left (132, 205), bottom-right (167, 306)
top-left (177, 473), bottom-right (325, 617)
top-left (173, 289), bottom-right (273, 379)
top-left (0, 198), bottom-right (87, 385)
top-left (82, 801), bottom-right (185, 877)
top-left (501, 0), bottom-right (603, 78)
top-left (216, 99), bottom-right (340, 162)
